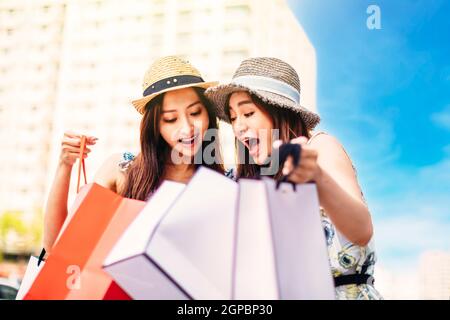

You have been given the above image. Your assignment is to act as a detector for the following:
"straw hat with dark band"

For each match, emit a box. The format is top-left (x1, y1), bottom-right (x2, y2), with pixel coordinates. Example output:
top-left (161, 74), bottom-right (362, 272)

top-left (132, 56), bottom-right (218, 114)
top-left (205, 57), bottom-right (320, 130)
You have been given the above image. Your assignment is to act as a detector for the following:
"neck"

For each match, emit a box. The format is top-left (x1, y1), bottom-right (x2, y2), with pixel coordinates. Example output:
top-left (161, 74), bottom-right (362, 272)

top-left (164, 156), bottom-right (196, 183)
top-left (166, 161), bottom-right (195, 173)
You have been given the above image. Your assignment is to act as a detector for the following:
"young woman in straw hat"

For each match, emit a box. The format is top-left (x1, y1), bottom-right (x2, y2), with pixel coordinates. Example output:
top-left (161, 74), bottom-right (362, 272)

top-left (205, 57), bottom-right (382, 300)
top-left (44, 56), bottom-right (224, 253)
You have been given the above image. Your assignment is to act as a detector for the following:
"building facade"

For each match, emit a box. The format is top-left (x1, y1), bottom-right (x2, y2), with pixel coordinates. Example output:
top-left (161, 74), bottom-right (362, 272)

top-left (0, 0), bottom-right (317, 226)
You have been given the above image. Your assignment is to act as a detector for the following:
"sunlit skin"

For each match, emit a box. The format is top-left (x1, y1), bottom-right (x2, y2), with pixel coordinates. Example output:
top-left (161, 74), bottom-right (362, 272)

top-left (228, 91), bottom-right (319, 182)
top-left (228, 91), bottom-right (274, 165)
top-left (159, 87), bottom-right (210, 162)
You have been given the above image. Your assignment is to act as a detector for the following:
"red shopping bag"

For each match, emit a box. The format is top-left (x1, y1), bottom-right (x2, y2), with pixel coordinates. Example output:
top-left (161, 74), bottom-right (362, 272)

top-left (24, 136), bottom-right (145, 299)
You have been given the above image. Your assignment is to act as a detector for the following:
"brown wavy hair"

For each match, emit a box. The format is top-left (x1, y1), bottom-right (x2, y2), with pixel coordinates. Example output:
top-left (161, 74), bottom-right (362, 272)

top-left (226, 93), bottom-right (310, 180)
top-left (120, 87), bottom-right (224, 200)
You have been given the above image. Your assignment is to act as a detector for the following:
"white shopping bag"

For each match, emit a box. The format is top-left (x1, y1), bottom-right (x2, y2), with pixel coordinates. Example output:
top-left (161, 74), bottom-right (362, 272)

top-left (16, 255), bottom-right (45, 300)
top-left (233, 178), bottom-right (335, 300)
top-left (103, 180), bottom-right (186, 299)
top-left (104, 167), bottom-right (238, 300)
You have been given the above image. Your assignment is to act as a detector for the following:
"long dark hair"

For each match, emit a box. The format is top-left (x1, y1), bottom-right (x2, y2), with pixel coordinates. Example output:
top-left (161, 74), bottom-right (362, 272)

top-left (120, 87), bottom-right (224, 200)
top-left (226, 93), bottom-right (310, 180)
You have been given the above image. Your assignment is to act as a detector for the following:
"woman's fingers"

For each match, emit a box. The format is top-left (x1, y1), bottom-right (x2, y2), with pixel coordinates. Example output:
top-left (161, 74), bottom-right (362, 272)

top-left (67, 151), bottom-right (89, 158)
top-left (86, 136), bottom-right (98, 145)
top-left (62, 137), bottom-right (81, 148)
top-left (272, 139), bottom-right (283, 149)
top-left (63, 131), bottom-right (98, 142)
top-left (290, 136), bottom-right (308, 145)
top-left (283, 145), bottom-right (319, 183)
top-left (64, 131), bottom-right (79, 138)
top-left (274, 138), bottom-right (317, 180)
top-left (60, 132), bottom-right (96, 167)
top-left (62, 135), bottom-right (98, 147)
top-left (282, 155), bottom-right (295, 176)
top-left (62, 145), bottom-right (91, 153)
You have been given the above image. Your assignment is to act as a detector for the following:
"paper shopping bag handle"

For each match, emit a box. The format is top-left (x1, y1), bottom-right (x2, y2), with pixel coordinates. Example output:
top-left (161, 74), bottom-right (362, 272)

top-left (37, 248), bottom-right (46, 266)
top-left (275, 143), bottom-right (301, 191)
top-left (76, 135), bottom-right (87, 193)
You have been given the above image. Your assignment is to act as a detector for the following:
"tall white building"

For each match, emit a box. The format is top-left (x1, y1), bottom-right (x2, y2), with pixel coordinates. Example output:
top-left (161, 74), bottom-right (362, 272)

top-left (419, 251), bottom-right (450, 299)
top-left (374, 264), bottom-right (420, 300)
top-left (0, 0), bottom-right (67, 221)
top-left (0, 0), bottom-right (317, 224)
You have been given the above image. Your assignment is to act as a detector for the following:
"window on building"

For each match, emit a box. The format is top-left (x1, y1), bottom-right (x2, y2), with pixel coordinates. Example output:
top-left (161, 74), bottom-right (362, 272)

top-left (223, 49), bottom-right (248, 60)
top-left (225, 5), bottom-right (251, 20)
top-left (201, 8), bottom-right (213, 17)
top-left (151, 34), bottom-right (163, 47)
top-left (178, 10), bottom-right (192, 23)
top-left (153, 13), bottom-right (164, 26)
top-left (225, 26), bottom-right (250, 43)
top-left (177, 32), bottom-right (191, 47)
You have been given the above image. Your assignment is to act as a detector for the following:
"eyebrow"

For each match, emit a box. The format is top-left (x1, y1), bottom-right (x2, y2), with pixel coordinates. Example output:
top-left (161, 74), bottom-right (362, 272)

top-left (238, 100), bottom-right (253, 107)
top-left (228, 100), bottom-right (253, 109)
top-left (162, 101), bottom-right (201, 113)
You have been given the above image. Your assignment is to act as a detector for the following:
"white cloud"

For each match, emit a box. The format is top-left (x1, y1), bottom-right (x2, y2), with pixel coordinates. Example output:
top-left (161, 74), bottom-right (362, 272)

top-left (373, 216), bottom-right (450, 264)
top-left (371, 146), bottom-right (450, 257)
top-left (431, 105), bottom-right (450, 131)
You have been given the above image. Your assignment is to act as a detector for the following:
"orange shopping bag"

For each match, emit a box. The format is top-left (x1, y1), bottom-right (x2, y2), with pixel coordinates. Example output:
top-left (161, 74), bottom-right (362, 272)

top-left (24, 136), bottom-right (145, 299)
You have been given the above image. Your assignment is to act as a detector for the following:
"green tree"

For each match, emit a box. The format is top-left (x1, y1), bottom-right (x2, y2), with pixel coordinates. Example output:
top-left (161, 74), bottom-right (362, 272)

top-left (0, 210), bottom-right (27, 261)
top-left (0, 208), bottom-right (44, 260)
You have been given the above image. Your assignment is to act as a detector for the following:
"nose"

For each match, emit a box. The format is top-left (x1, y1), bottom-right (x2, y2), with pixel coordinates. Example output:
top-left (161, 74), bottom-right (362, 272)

top-left (233, 116), bottom-right (248, 138)
top-left (179, 114), bottom-right (195, 137)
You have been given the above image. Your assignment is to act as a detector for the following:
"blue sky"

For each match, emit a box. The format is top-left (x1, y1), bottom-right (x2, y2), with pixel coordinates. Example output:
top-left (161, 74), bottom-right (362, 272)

top-left (288, 0), bottom-right (450, 271)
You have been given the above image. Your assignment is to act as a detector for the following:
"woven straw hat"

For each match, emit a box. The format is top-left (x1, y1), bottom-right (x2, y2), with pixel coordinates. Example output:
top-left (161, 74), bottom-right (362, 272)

top-left (132, 56), bottom-right (218, 114)
top-left (205, 57), bottom-right (320, 130)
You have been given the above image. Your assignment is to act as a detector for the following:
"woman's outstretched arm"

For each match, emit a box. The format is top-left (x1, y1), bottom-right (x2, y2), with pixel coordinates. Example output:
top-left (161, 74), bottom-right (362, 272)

top-left (282, 134), bottom-right (373, 246)
top-left (43, 132), bottom-right (97, 253)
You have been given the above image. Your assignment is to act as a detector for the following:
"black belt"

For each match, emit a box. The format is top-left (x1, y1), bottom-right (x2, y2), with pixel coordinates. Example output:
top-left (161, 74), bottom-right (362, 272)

top-left (334, 274), bottom-right (375, 287)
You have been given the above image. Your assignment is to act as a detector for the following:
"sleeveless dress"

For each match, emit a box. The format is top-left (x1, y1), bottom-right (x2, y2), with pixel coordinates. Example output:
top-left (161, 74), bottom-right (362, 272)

top-left (118, 134), bottom-right (383, 300)
top-left (306, 131), bottom-right (382, 299)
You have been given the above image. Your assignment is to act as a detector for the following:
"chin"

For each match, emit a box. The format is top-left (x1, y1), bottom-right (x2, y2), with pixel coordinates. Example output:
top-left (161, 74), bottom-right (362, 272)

top-left (181, 146), bottom-right (203, 160)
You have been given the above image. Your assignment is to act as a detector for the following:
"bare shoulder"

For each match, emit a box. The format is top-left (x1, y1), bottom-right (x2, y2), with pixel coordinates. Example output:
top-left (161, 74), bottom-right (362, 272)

top-left (308, 132), bottom-right (355, 171)
top-left (308, 132), bottom-right (344, 155)
top-left (93, 153), bottom-right (126, 193)
top-left (308, 132), bottom-right (365, 202)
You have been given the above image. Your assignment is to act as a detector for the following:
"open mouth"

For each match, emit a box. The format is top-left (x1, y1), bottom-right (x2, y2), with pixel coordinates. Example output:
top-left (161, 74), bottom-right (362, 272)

top-left (242, 137), bottom-right (260, 156)
top-left (178, 134), bottom-right (199, 147)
